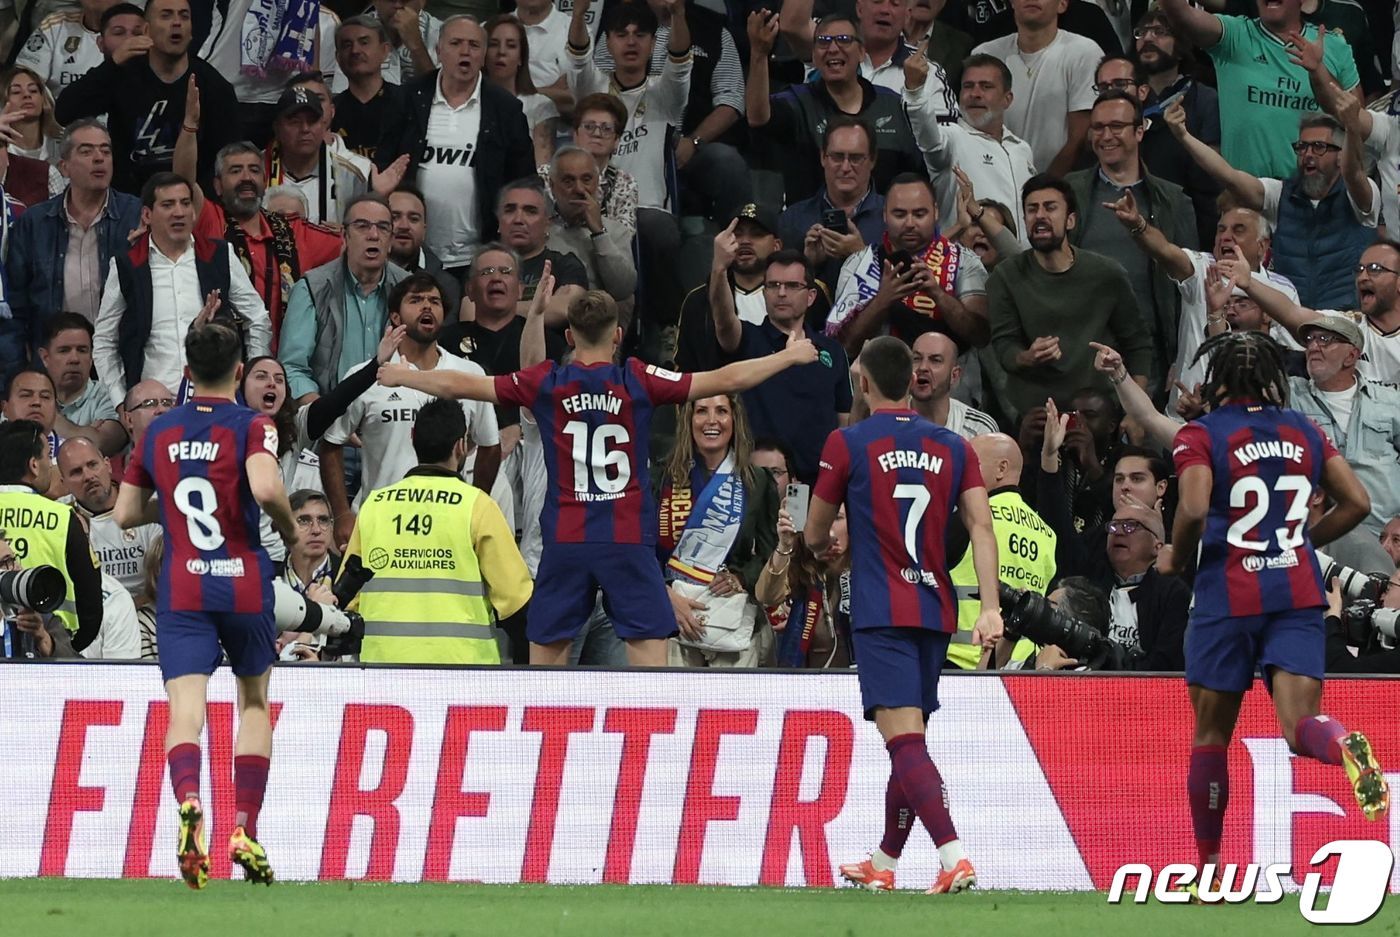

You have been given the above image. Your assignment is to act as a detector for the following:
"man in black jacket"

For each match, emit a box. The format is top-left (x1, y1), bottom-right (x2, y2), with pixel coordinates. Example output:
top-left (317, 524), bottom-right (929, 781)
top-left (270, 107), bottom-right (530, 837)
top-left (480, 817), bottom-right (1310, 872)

top-left (1095, 503), bottom-right (1187, 670)
top-left (374, 15), bottom-right (534, 276)
top-left (55, 0), bottom-right (241, 194)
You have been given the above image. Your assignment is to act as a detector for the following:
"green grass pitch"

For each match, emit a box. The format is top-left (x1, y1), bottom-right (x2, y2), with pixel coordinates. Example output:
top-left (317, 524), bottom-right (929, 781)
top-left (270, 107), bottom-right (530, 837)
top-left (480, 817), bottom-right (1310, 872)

top-left (0, 879), bottom-right (1368, 937)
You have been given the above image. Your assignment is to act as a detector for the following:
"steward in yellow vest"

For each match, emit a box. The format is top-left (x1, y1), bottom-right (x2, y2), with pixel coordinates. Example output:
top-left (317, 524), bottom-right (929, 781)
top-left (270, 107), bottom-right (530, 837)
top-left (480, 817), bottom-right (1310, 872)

top-left (340, 400), bottom-right (532, 664)
top-left (948, 435), bottom-right (1055, 669)
top-left (0, 419), bottom-right (102, 649)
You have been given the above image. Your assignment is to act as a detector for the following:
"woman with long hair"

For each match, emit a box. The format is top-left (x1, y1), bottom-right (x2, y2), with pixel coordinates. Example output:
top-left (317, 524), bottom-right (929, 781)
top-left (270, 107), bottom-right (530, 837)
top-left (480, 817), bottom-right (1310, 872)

top-left (484, 15), bottom-right (566, 166)
top-left (755, 498), bottom-right (852, 669)
top-left (2, 66), bottom-right (61, 168)
top-left (655, 393), bottom-right (778, 667)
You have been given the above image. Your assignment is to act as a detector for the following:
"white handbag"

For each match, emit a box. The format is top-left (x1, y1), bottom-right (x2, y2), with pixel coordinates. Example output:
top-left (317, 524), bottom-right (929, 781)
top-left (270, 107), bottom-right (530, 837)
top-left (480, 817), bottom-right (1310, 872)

top-left (672, 578), bottom-right (756, 653)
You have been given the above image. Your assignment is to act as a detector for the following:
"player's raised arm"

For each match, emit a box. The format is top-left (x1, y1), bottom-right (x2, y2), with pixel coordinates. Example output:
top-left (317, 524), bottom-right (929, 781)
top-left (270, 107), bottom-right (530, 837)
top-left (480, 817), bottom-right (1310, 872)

top-left (1312, 453), bottom-right (1372, 548)
top-left (247, 450), bottom-right (297, 545)
top-left (377, 363), bottom-right (500, 403)
top-left (957, 482), bottom-right (1003, 648)
top-left (687, 331), bottom-right (819, 400)
top-left (1161, 462), bottom-right (1209, 577)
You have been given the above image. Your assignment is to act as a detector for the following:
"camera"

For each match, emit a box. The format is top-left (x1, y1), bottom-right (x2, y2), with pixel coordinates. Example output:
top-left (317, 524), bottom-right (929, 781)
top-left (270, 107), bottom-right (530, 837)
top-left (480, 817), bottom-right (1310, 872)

top-left (1317, 551), bottom-right (1386, 604)
top-left (0, 565), bottom-right (65, 614)
top-left (998, 583), bottom-right (1133, 670)
top-left (1340, 599), bottom-right (1400, 652)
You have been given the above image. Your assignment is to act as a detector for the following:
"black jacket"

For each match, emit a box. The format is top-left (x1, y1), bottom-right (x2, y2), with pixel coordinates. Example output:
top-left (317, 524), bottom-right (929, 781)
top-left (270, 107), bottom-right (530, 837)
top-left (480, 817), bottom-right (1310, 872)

top-left (1103, 568), bottom-right (1189, 672)
top-left (375, 73), bottom-right (534, 243)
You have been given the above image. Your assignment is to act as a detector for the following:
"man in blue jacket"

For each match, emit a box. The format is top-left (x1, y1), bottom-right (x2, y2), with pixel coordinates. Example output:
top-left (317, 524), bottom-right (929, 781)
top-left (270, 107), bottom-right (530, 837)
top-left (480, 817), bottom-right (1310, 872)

top-left (5, 119), bottom-right (141, 378)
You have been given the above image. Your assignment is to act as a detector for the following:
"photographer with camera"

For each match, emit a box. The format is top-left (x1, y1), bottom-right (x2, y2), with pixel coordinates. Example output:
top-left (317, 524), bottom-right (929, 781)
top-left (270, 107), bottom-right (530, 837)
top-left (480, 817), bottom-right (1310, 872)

top-left (997, 576), bottom-right (1109, 671)
top-left (1323, 559), bottom-right (1400, 674)
top-left (0, 532), bottom-right (77, 660)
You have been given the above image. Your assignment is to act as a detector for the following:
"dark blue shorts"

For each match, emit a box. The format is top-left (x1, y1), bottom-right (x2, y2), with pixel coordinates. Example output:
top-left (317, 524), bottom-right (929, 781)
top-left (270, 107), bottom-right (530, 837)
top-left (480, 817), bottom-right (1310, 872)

top-left (851, 627), bottom-right (952, 721)
top-left (1185, 606), bottom-right (1325, 693)
top-left (156, 609), bottom-right (278, 682)
top-left (528, 542), bottom-right (676, 645)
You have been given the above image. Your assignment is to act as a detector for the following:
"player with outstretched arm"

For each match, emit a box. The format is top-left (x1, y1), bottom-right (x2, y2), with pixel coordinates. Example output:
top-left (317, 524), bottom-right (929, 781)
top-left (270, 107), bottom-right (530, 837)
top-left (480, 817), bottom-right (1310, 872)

top-left (115, 322), bottom-right (298, 890)
top-left (804, 336), bottom-right (1003, 895)
top-left (379, 273), bottom-right (818, 667)
top-left (1158, 331), bottom-right (1388, 892)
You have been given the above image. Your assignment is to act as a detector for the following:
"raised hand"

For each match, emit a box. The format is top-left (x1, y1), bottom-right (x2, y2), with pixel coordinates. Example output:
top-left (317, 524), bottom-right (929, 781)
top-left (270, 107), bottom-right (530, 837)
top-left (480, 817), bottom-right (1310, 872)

top-left (748, 10), bottom-right (779, 57)
top-left (196, 289), bottom-right (221, 325)
top-left (1284, 28), bottom-right (1326, 75)
top-left (776, 507), bottom-right (797, 551)
top-left (184, 75), bottom-right (200, 129)
top-left (785, 331), bottom-right (818, 364)
top-left (903, 37), bottom-right (930, 90)
top-left (1088, 341), bottom-right (1125, 379)
top-left (1214, 257), bottom-right (1252, 290)
top-left (529, 259), bottom-right (555, 317)
top-left (1173, 381), bottom-right (1206, 421)
top-left (1163, 99), bottom-right (1188, 139)
top-left (376, 322), bottom-right (407, 364)
top-left (377, 362), bottom-right (411, 387)
top-left (713, 217), bottom-right (739, 270)
top-left (1103, 189), bottom-right (1143, 231)
top-left (113, 33), bottom-right (153, 65)
top-left (1203, 264), bottom-right (1238, 314)
top-left (1042, 397), bottom-right (1068, 457)
top-left (371, 154), bottom-right (411, 195)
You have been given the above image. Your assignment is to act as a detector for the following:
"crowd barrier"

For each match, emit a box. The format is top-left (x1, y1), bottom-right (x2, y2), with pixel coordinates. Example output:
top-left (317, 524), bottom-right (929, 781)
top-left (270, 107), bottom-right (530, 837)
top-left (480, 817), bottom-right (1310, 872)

top-left (3, 664), bottom-right (1398, 890)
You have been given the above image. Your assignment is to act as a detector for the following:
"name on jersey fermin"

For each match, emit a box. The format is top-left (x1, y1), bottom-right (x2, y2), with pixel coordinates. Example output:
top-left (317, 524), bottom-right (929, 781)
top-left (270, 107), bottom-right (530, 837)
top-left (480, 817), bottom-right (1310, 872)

top-left (877, 449), bottom-right (944, 473)
top-left (562, 392), bottom-right (622, 416)
top-left (1234, 440), bottom-right (1304, 466)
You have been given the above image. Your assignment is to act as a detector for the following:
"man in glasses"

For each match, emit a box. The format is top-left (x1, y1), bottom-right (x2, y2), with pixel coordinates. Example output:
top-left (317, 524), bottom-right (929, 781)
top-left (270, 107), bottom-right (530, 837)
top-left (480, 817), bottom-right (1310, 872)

top-left (278, 193), bottom-right (410, 403)
top-left (1096, 503), bottom-right (1187, 670)
top-left (93, 172), bottom-right (273, 408)
top-left (545, 146), bottom-right (637, 305)
top-left (1064, 90), bottom-right (1196, 398)
top-left (119, 380), bottom-right (174, 449)
top-left (1163, 105), bottom-right (1375, 311)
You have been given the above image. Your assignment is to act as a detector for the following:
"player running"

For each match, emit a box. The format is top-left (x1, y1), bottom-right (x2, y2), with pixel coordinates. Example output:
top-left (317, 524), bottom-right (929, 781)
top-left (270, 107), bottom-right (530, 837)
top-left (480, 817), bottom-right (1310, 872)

top-left (115, 322), bottom-right (298, 890)
top-left (1159, 330), bottom-right (1388, 886)
top-left (379, 282), bottom-right (817, 666)
top-left (805, 337), bottom-right (1003, 895)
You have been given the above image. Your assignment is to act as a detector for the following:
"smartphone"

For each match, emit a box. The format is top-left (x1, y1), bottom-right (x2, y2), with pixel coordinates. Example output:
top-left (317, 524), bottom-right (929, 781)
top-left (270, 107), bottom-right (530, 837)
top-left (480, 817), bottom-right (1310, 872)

top-left (785, 482), bottom-right (810, 532)
top-left (886, 249), bottom-right (915, 272)
top-left (821, 208), bottom-right (847, 231)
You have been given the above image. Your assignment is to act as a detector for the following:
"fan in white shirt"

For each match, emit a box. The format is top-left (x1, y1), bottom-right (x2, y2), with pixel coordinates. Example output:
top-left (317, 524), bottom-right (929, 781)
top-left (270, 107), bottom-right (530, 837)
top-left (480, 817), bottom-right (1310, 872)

top-left (58, 437), bottom-right (160, 599)
top-left (92, 174), bottom-right (272, 407)
top-left (320, 273), bottom-right (502, 550)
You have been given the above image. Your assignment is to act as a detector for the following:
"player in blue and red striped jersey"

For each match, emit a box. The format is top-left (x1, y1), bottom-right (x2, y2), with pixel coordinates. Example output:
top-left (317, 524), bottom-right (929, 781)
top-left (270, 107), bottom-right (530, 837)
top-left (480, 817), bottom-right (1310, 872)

top-left (1159, 330), bottom-right (1389, 888)
top-left (115, 322), bottom-right (298, 891)
top-left (805, 337), bottom-right (1002, 895)
top-left (379, 273), bottom-right (817, 666)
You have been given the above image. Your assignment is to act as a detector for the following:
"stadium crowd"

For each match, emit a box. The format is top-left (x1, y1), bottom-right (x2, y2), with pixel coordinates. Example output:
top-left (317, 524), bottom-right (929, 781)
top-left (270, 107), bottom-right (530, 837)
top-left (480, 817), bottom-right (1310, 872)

top-left (1, 0), bottom-right (1400, 673)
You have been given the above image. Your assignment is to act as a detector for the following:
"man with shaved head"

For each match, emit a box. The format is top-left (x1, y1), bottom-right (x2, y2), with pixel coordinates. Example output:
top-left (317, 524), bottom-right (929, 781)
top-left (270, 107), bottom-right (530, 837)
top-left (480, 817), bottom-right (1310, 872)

top-left (910, 331), bottom-right (998, 439)
top-left (947, 432), bottom-right (1055, 670)
top-left (58, 436), bottom-right (160, 597)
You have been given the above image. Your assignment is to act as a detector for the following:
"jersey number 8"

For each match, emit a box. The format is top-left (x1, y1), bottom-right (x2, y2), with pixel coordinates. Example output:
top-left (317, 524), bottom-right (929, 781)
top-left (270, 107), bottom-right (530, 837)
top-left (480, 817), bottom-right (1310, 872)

top-left (173, 477), bottom-right (225, 551)
top-left (1226, 475), bottom-right (1311, 552)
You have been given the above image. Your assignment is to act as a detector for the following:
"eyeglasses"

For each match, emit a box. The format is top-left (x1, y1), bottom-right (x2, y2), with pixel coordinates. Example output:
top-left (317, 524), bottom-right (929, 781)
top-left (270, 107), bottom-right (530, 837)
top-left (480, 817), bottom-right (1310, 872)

top-left (295, 514), bottom-right (332, 530)
top-left (126, 397), bottom-right (174, 411)
top-left (1089, 120), bottom-right (1139, 135)
top-left (579, 121), bottom-right (617, 137)
top-left (1302, 331), bottom-right (1347, 347)
top-left (814, 33), bottom-right (859, 48)
top-left (1132, 25), bottom-right (1171, 39)
top-left (824, 151), bottom-right (869, 166)
top-left (1106, 519), bottom-right (1152, 536)
top-left (1092, 78), bottom-right (1138, 93)
top-left (347, 219), bottom-right (392, 234)
top-left (763, 280), bottom-right (809, 292)
top-left (1223, 297), bottom-right (1256, 312)
top-left (1356, 262), bottom-right (1400, 276)
top-left (476, 265), bottom-right (515, 277)
top-left (1291, 140), bottom-right (1341, 155)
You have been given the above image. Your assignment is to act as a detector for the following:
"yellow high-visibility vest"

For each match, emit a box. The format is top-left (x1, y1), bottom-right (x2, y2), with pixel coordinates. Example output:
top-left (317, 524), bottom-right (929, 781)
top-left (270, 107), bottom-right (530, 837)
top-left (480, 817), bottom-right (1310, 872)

top-left (947, 488), bottom-right (1056, 670)
top-left (0, 485), bottom-right (82, 634)
top-left (351, 474), bottom-right (501, 664)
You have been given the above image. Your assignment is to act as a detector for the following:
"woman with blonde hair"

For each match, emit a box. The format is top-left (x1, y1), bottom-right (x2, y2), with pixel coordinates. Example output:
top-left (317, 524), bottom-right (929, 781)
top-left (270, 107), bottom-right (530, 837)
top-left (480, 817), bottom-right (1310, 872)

top-left (654, 392), bottom-right (778, 667)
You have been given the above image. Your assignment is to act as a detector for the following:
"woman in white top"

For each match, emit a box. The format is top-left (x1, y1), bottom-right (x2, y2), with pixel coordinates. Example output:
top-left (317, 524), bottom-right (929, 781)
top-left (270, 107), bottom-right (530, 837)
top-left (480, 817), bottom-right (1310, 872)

top-left (485, 15), bottom-right (566, 167)
top-left (2, 66), bottom-right (62, 196)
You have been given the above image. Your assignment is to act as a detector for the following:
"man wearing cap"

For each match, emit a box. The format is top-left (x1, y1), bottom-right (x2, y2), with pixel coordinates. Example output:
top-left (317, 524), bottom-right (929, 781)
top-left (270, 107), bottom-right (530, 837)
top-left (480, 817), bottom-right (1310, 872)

top-left (1274, 313), bottom-right (1400, 539)
top-left (824, 173), bottom-right (988, 367)
top-left (263, 83), bottom-right (378, 225)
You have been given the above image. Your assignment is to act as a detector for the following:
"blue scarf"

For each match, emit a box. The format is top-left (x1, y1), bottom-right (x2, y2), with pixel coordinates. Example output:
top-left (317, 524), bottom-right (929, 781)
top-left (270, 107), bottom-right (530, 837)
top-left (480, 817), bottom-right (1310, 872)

top-left (659, 454), bottom-right (747, 584)
top-left (241, 0), bottom-right (320, 78)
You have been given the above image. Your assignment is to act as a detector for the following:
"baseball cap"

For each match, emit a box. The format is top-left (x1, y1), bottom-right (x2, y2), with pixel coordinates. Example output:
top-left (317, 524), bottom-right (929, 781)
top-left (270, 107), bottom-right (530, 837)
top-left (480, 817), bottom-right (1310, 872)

top-left (729, 202), bottom-right (780, 237)
top-left (1300, 314), bottom-right (1364, 351)
top-left (275, 86), bottom-right (323, 122)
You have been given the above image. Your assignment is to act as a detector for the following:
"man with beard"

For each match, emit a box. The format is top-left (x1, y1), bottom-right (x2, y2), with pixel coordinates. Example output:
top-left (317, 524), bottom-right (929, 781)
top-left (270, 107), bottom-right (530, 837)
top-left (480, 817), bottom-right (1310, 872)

top-left (909, 331), bottom-right (997, 438)
top-left (779, 117), bottom-right (886, 293)
top-left (320, 273), bottom-right (501, 551)
top-left (988, 174), bottom-right (1151, 424)
top-left (179, 131), bottom-right (344, 348)
top-left (905, 52), bottom-right (1036, 244)
top-left (709, 241), bottom-right (852, 484)
top-left (1122, 12), bottom-right (1221, 246)
top-left (40, 314), bottom-right (125, 456)
top-left (387, 186), bottom-right (461, 318)
top-left (1157, 0), bottom-right (1358, 179)
top-left (58, 436), bottom-right (159, 598)
top-left (1065, 91), bottom-right (1196, 398)
top-left (1163, 101), bottom-right (1375, 312)
top-left (971, 0), bottom-right (1101, 176)
top-left (679, 203), bottom-right (815, 372)
top-left (747, 12), bottom-right (924, 205)
top-left (545, 146), bottom-right (637, 302)
top-left (827, 174), bottom-right (989, 355)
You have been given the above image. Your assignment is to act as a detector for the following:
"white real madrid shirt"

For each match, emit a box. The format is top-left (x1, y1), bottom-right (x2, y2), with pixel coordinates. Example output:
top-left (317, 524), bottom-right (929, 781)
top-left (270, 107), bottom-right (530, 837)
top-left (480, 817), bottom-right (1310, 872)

top-left (16, 11), bottom-right (102, 98)
top-left (419, 73), bottom-right (483, 267)
top-left (323, 348), bottom-right (501, 510)
top-left (78, 507), bottom-right (160, 598)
